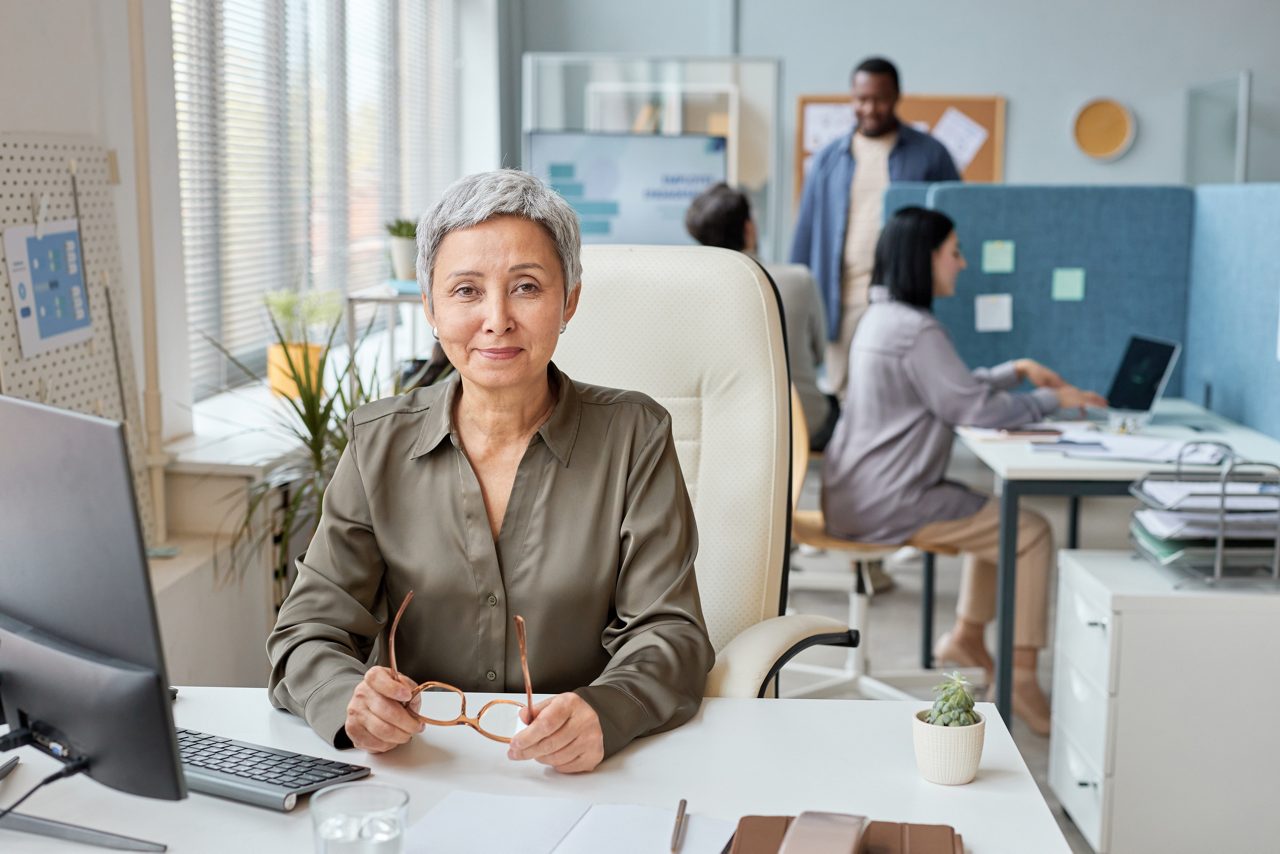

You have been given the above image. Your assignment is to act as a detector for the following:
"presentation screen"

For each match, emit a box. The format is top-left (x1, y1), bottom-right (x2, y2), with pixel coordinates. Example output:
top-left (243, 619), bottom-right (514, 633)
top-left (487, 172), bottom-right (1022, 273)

top-left (526, 132), bottom-right (727, 245)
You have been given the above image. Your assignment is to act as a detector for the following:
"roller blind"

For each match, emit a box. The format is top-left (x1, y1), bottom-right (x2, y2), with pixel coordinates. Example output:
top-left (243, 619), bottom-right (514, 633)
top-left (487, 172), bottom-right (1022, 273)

top-left (172, 0), bottom-right (459, 400)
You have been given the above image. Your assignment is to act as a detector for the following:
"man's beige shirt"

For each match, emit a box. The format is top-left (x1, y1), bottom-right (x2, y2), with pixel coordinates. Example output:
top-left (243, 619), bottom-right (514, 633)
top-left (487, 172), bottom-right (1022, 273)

top-left (826, 131), bottom-right (897, 396)
top-left (267, 365), bottom-right (714, 758)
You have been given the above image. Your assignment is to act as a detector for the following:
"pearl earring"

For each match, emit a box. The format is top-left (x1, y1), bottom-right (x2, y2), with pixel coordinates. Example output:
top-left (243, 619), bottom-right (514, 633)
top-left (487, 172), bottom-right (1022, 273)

top-left (559, 324), bottom-right (567, 334)
top-left (431, 326), bottom-right (439, 340)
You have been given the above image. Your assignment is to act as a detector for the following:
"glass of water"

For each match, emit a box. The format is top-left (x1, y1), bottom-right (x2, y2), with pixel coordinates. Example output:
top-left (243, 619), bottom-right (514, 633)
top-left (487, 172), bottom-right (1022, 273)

top-left (312, 782), bottom-right (409, 854)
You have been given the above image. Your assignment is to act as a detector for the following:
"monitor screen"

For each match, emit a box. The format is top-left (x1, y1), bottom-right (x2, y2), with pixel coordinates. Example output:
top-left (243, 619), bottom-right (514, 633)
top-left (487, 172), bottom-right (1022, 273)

top-left (526, 132), bottom-right (727, 244)
top-left (0, 395), bottom-right (184, 801)
top-left (1106, 335), bottom-right (1180, 412)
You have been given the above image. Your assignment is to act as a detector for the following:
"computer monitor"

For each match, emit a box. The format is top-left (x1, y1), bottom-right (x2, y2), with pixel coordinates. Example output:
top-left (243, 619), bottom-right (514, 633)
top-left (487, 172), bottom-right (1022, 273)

top-left (1105, 335), bottom-right (1181, 414)
top-left (0, 395), bottom-right (184, 802)
top-left (525, 131), bottom-right (727, 244)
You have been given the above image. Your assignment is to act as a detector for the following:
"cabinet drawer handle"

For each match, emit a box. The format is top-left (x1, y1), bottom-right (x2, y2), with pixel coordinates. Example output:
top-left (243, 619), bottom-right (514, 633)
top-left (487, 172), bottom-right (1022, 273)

top-left (1085, 620), bottom-right (1107, 630)
top-left (1077, 780), bottom-right (1099, 790)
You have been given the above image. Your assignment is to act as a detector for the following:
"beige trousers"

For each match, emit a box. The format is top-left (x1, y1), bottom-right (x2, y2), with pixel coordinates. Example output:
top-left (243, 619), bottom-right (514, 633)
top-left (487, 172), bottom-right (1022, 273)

top-left (910, 500), bottom-right (1052, 649)
top-left (823, 298), bottom-right (869, 400)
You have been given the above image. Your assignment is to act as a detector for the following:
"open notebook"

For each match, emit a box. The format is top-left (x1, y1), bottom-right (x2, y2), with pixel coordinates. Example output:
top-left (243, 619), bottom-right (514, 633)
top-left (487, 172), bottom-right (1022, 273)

top-left (406, 791), bottom-right (736, 854)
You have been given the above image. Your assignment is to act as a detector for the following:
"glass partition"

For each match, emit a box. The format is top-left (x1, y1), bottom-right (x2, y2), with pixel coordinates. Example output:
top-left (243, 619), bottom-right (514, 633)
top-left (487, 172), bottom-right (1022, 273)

top-left (523, 54), bottom-right (783, 260)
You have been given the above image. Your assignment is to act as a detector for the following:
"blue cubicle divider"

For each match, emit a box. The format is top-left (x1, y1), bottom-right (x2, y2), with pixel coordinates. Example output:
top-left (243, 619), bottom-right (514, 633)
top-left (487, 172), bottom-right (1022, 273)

top-left (1182, 184), bottom-right (1280, 439)
top-left (883, 182), bottom-right (934, 220)
top-left (926, 185), bottom-right (1193, 398)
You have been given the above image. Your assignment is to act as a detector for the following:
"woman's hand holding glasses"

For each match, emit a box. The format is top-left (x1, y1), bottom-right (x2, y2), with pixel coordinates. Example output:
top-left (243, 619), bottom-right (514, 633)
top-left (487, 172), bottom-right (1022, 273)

top-left (345, 666), bottom-right (425, 753)
top-left (507, 692), bottom-right (605, 774)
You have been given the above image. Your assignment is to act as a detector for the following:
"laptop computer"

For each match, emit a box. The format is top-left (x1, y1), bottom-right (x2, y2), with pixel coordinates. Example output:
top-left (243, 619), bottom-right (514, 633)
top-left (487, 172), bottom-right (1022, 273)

top-left (1101, 334), bottom-right (1181, 430)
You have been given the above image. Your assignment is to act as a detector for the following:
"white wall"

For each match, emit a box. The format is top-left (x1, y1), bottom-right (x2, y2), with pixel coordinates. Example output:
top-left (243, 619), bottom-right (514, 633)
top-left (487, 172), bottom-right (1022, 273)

top-left (0, 0), bottom-right (192, 438)
top-left (516, 0), bottom-right (1280, 223)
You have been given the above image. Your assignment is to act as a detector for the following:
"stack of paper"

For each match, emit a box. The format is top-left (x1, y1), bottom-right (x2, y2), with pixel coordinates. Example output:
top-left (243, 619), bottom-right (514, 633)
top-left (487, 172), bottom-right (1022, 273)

top-left (1129, 471), bottom-right (1280, 575)
top-left (1033, 431), bottom-right (1227, 465)
top-left (1133, 509), bottom-right (1279, 541)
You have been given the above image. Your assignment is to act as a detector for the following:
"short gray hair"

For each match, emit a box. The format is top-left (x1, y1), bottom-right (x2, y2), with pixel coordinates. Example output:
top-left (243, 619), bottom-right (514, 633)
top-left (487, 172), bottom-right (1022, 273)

top-left (416, 170), bottom-right (582, 311)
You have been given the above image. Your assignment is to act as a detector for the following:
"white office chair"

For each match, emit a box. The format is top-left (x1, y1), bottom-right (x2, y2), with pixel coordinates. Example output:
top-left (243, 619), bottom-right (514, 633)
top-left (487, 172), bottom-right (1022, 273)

top-left (553, 245), bottom-right (856, 698)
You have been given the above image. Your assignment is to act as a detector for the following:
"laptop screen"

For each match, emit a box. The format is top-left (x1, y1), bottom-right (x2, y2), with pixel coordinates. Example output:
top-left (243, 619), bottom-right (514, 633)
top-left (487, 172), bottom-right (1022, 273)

top-left (1106, 335), bottom-right (1180, 412)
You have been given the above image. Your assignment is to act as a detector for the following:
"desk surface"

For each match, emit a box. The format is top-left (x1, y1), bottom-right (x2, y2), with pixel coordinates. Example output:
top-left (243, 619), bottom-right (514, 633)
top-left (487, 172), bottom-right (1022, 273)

top-left (2, 689), bottom-right (1068, 853)
top-left (957, 398), bottom-right (1280, 482)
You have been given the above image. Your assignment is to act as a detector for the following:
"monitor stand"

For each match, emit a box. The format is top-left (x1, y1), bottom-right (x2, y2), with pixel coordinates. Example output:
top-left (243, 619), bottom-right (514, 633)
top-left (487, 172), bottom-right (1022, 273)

top-left (0, 736), bottom-right (166, 851)
top-left (0, 808), bottom-right (166, 851)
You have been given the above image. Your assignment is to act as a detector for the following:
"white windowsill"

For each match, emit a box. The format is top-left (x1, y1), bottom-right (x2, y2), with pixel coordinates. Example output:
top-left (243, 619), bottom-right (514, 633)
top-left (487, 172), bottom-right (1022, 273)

top-left (166, 308), bottom-right (427, 475)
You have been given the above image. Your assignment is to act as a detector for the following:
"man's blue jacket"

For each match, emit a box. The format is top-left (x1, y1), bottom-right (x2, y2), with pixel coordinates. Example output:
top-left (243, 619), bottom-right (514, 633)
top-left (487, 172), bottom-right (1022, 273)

top-left (789, 124), bottom-right (960, 340)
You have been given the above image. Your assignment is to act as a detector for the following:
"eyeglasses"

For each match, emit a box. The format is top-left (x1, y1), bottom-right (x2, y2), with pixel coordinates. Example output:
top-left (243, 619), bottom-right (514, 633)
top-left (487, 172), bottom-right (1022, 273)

top-left (388, 590), bottom-right (534, 744)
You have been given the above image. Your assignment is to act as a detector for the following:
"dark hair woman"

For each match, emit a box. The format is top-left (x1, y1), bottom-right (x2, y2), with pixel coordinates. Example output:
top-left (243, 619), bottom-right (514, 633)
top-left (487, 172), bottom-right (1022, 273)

top-left (821, 206), bottom-right (1106, 735)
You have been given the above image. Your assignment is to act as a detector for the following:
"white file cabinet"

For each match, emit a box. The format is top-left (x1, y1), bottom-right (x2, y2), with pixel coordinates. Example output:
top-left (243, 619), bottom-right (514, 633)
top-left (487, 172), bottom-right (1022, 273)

top-left (1049, 550), bottom-right (1280, 853)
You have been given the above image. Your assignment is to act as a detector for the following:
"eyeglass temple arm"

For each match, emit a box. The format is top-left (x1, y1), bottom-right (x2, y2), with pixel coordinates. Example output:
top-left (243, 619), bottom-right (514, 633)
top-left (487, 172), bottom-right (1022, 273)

top-left (514, 615), bottom-right (534, 716)
top-left (389, 590), bottom-right (415, 681)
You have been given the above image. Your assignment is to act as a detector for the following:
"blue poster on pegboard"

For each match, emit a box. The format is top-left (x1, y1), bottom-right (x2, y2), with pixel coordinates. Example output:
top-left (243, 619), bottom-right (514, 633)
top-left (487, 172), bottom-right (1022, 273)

top-left (4, 217), bottom-right (92, 358)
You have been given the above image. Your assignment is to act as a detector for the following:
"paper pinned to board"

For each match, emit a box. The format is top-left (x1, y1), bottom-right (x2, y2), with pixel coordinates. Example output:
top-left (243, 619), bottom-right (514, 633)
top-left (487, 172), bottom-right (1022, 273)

top-left (930, 107), bottom-right (989, 172)
top-left (1052, 267), bottom-right (1086, 301)
top-left (975, 293), bottom-right (1013, 332)
top-left (981, 240), bottom-right (1015, 273)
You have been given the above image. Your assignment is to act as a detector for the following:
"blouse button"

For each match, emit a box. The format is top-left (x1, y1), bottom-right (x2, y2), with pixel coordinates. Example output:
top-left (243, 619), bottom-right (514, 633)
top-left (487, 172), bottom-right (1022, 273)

top-left (487, 593), bottom-right (498, 607)
top-left (486, 670), bottom-right (497, 682)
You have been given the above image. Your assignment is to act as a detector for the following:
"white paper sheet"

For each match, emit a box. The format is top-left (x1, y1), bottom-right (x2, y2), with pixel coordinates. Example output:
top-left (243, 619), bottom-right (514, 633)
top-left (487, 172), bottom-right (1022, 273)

top-left (405, 791), bottom-right (590, 854)
top-left (552, 804), bottom-right (734, 854)
top-left (974, 293), bottom-right (1012, 332)
top-left (929, 107), bottom-right (989, 172)
top-left (404, 791), bottom-right (734, 854)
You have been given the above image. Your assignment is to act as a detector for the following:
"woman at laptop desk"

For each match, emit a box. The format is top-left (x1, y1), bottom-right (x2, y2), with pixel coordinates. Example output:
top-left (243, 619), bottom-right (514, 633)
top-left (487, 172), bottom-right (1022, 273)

top-left (267, 170), bottom-right (714, 772)
top-left (822, 207), bottom-right (1105, 734)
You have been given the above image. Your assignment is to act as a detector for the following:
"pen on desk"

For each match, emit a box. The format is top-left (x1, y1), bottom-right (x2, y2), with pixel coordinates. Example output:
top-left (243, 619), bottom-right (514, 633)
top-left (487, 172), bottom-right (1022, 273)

top-left (670, 797), bottom-right (687, 852)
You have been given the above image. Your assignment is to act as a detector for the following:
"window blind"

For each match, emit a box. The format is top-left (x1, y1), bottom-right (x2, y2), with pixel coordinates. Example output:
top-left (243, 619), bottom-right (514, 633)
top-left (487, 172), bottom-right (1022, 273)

top-left (172, 0), bottom-right (460, 400)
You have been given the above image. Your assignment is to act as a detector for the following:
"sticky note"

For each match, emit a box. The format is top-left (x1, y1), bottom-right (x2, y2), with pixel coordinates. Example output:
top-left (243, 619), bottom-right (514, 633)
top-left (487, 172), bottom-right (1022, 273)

top-left (975, 293), bottom-right (1013, 332)
top-left (1052, 268), bottom-right (1086, 301)
top-left (981, 240), bottom-right (1015, 273)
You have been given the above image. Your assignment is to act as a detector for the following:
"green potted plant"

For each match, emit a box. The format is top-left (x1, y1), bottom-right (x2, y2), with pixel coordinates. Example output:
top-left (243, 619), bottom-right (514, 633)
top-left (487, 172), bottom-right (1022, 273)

top-left (912, 672), bottom-right (986, 785)
top-left (263, 289), bottom-right (344, 399)
top-left (386, 218), bottom-right (418, 281)
top-left (208, 299), bottom-right (449, 604)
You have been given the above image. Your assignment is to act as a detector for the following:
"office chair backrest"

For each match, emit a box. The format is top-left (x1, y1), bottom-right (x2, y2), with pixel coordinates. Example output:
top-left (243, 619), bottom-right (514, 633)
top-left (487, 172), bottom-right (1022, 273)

top-left (553, 245), bottom-right (790, 651)
top-left (790, 384), bottom-right (810, 512)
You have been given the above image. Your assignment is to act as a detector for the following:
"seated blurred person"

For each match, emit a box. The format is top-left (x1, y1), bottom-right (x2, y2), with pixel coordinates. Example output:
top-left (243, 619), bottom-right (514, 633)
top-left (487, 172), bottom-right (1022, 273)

top-left (822, 206), bottom-right (1106, 734)
top-left (685, 183), bottom-right (838, 449)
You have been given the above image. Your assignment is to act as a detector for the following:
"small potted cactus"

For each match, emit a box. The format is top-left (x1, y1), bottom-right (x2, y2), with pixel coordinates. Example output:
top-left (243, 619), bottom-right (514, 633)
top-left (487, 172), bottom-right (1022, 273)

top-left (912, 672), bottom-right (986, 785)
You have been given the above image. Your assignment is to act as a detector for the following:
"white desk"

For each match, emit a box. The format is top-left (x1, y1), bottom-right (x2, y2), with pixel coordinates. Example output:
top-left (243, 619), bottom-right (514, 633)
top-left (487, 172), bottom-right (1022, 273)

top-left (1, 688), bottom-right (1069, 853)
top-left (955, 398), bottom-right (1280, 724)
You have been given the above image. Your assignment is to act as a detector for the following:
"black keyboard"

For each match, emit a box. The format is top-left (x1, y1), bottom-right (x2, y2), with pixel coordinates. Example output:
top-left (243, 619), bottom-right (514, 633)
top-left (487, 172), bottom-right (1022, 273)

top-left (176, 728), bottom-right (371, 811)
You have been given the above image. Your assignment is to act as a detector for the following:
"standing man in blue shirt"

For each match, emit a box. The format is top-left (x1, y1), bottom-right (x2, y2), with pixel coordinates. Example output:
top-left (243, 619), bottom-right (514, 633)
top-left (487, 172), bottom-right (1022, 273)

top-left (790, 57), bottom-right (960, 400)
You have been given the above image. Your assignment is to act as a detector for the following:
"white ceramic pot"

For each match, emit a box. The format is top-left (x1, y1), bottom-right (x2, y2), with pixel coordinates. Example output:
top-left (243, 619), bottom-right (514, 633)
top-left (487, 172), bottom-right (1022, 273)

top-left (389, 236), bottom-right (417, 281)
top-left (912, 709), bottom-right (985, 785)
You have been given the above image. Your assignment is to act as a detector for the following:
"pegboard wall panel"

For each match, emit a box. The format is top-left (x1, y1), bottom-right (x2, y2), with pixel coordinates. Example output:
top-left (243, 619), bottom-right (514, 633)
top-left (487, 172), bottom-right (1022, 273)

top-left (0, 133), bottom-right (155, 545)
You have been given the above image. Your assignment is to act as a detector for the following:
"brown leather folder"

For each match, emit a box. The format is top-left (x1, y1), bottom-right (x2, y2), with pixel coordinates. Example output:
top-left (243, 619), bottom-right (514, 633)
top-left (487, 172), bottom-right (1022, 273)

top-left (727, 815), bottom-right (963, 854)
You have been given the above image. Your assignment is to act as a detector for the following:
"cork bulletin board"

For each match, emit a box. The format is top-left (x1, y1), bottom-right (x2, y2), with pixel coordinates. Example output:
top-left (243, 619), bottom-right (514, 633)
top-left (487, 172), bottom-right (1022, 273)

top-left (795, 93), bottom-right (1006, 202)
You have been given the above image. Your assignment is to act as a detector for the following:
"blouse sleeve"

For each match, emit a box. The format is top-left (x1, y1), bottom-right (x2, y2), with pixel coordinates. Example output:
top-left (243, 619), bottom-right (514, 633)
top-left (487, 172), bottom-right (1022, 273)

top-left (574, 411), bottom-right (716, 758)
top-left (266, 419), bottom-right (386, 747)
top-left (903, 326), bottom-right (1059, 428)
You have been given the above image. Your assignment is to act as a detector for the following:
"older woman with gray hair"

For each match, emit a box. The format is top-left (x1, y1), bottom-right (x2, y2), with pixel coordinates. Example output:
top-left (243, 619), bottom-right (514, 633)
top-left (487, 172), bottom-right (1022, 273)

top-left (267, 170), bottom-right (714, 773)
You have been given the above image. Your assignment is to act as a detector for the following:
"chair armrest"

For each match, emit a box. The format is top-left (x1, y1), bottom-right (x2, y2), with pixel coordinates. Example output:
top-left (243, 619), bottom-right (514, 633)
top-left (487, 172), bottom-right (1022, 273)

top-left (706, 615), bottom-right (859, 699)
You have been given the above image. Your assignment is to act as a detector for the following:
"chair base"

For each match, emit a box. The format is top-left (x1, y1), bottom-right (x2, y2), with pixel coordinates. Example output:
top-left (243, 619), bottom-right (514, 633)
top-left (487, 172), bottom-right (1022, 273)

top-left (782, 560), bottom-right (985, 700)
top-left (783, 662), bottom-right (987, 701)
